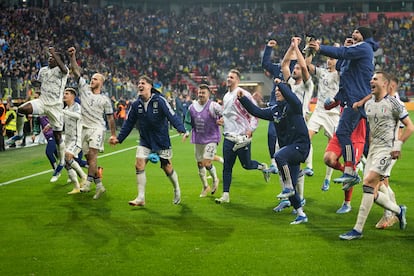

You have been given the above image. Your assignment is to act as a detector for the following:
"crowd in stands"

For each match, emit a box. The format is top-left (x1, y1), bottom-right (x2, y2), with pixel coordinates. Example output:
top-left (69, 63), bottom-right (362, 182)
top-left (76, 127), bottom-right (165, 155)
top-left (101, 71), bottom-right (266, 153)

top-left (0, 3), bottom-right (413, 102)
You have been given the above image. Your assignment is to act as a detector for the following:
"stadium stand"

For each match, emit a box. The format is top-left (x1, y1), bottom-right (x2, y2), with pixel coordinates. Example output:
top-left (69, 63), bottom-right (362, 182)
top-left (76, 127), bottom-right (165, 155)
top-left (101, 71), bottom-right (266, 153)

top-left (0, 2), bottom-right (413, 104)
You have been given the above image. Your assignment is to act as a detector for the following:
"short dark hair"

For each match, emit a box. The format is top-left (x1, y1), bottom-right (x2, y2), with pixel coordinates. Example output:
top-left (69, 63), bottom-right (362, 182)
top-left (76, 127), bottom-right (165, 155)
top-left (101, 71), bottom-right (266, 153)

top-left (198, 84), bottom-right (211, 92)
top-left (389, 74), bottom-right (399, 85)
top-left (65, 87), bottom-right (77, 96)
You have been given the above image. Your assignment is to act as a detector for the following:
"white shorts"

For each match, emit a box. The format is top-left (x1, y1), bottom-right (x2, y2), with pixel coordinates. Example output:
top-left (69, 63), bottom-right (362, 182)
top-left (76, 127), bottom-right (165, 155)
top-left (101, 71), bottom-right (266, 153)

top-left (364, 146), bottom-right (392, 178)
top-left (30, 99), bottom-right (64, 131)
top-left (136, 146), bottom-right (172, 160)
top-left (384, 158), bottom-right (397, 178)
top-left (82, 127), bottom-right (105, 154)
top-left (307, 111), bottom-right (339, 139)
top-left (194, 143), bottom-right (217, 162)
top-left (65, 139), bottom-right (82, 157)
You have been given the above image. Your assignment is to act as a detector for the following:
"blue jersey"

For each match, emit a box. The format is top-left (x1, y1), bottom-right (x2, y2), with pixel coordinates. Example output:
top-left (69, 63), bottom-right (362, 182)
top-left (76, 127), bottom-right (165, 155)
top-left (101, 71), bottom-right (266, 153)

top-left (320, 37), bottom-right (379, 109)
top-left (117, 91), bottom-right (186, 151)
top-left (239, 82), bottom-right (310, 160)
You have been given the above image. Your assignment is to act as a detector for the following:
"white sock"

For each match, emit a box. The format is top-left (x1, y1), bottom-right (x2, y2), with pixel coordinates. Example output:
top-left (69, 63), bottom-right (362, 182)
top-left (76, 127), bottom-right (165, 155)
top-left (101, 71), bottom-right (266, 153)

top-left (379, 184), bottom-right (393, 217)
top-left (57, 140), bottom-right (66, 167)
top-left (207, 165), bottom-right (218, 183)
top-left (136, 171), bottom-right (146, 201)
top-left (375, 191), bottom-right (401, 214)
top-left (325, 166), bottom-right (333, 181)
top-left (168, 170), bottom-right (180, 191)
top-left (387, 185), bottom-right (396, 204)
top-left (296, 173), bottom-right (305, 200)
top-left (281, 164), bottom-right (294, 190)
top-left (305, 144), bottom-right (313, 169)
top-left (16, 114), bottom-right (24, 136)
top-left (70, 159), bottom-right (86, 179)
top-left (296, 207), bottom-right (306, 217)
top-left (198, 167), bottom-right (208, 187)
top-left (354, 192), bottom-right (374, 233)
top-left (67, 168), bottom-right (80, 189)
top-left (278, 175), bottom-right (284, 190)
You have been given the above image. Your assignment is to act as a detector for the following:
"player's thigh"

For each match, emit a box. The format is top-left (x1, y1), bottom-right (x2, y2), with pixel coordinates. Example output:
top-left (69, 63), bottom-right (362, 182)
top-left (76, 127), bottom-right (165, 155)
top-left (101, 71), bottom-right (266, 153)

top-left (364, 146), bottom-right (392, 178)
top-left (65, 140), bottom-right (82, 158)
top-left (82, 128), bottom-right (104, 154)
top-left (44, 104), bottom-right (64, 131)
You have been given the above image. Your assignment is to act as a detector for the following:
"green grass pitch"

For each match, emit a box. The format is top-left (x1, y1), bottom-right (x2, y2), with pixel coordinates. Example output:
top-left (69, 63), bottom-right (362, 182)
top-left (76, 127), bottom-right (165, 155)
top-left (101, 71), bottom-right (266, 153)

top-left (1, 115), bottom-right (414, 275)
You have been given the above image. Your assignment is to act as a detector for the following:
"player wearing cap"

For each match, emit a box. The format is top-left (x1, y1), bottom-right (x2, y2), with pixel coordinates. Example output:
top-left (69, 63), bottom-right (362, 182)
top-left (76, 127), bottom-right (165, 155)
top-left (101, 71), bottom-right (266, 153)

top-left (308, 26), bottom-right (379, 188)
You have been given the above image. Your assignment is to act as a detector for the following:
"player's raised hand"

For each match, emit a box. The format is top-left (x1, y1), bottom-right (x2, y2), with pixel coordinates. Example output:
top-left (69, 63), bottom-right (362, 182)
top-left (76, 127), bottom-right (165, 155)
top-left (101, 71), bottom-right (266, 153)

top-left (67, 47), bottom-right (76, 57)
top-left (267, 40), bottom-right (277, 47)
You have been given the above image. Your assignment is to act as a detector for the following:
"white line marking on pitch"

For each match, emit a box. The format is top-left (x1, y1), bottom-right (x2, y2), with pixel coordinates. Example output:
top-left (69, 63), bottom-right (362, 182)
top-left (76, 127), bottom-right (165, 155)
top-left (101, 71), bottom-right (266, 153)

top-left (0, 134), bottom-right (180, 186)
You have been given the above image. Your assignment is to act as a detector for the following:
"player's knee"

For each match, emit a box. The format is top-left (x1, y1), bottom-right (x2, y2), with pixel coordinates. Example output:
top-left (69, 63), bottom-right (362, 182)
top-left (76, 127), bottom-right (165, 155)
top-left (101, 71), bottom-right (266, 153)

top-left (323, 155), bottom-right (334, 167)
top-left (160, 158), bottom-right (170, 167)
top-left (362, 185), bottom-right (374, 194)
top-left (274, 155), bottom-right (286, 166)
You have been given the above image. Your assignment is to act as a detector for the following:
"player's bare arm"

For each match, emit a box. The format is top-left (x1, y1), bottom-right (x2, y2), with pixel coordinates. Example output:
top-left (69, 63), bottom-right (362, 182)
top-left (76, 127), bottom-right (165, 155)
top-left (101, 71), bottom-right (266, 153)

top-left (68, 47), bottom-right (81, 81)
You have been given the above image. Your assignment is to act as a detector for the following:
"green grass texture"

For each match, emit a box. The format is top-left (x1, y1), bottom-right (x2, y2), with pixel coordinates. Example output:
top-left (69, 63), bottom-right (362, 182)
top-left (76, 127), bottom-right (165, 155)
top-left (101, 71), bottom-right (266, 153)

top-left (1, 116), bottom-right (414, 275)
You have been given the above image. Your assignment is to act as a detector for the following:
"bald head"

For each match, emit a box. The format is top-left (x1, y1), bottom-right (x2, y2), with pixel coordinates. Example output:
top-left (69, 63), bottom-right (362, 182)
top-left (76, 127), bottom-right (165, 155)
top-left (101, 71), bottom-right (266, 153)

top-left (91, 73), bottom-right (105, 93)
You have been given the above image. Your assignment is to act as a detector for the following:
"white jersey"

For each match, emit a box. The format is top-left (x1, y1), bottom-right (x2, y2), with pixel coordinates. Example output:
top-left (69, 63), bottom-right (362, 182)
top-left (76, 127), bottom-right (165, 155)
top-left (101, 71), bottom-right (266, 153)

top-left (63, 101), bottom-right (82, 146)
top-left (38, 65), bottom-right (69, 105)
top-left (78, 77), bottom-right (113, 130)
top-left (365, 94), bottom-right (409, 150)
top-left (393, 95), bottom-right (406, 130)
top-left (288, 77), bottom-right (314, 116)
top-left (313, 67), bottom-right (340, 115)
top-left (222, 87), bottom-right (258, 136)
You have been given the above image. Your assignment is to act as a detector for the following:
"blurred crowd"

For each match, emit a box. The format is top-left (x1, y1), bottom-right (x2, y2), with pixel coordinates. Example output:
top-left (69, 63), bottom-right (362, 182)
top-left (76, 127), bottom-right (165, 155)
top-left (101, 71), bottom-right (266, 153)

top-left (0, 3), bottom-right (413, 102)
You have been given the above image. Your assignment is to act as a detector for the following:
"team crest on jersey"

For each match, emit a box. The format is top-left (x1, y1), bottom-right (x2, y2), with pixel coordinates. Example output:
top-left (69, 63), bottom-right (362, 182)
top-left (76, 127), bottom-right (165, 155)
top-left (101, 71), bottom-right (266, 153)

top-left (153, 102), bottom-right (158, 113)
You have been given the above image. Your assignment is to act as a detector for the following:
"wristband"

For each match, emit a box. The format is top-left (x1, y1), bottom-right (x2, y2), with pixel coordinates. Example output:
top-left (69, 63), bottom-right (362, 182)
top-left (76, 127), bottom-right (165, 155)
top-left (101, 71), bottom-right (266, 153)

top-left (392, 140), bottom-right (403, 152)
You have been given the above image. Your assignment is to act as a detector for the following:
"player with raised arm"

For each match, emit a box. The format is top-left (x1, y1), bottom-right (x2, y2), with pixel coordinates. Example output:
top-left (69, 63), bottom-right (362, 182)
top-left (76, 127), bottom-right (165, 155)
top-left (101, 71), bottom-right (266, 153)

top-left (261, 39), bottom-right (296, 175)
top-left (238, 77), bottom-right (310, 224)
top-left (308, 27), bottom-right (379, 188)
top-left (274, 37), bottom-right (313, 211)
top-left (68, 46), bottom-right (116, 200)
top-left (305, 45), bottom-right (340, 191)
top-left (8, 47), bottom-right (68, 182)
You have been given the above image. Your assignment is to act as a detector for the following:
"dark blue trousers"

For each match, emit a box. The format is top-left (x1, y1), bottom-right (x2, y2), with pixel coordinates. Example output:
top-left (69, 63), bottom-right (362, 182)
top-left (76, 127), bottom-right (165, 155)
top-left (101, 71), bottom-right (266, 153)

top-left (274, 144), bottom-right (308, 209)
top-left (222, 138), bottom-right (261, 193)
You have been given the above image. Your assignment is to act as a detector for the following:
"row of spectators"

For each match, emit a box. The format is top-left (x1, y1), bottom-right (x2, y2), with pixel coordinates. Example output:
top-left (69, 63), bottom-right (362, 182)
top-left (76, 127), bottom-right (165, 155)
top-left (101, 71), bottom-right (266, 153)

top-left (0, 3), bottom-right (413, 101)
